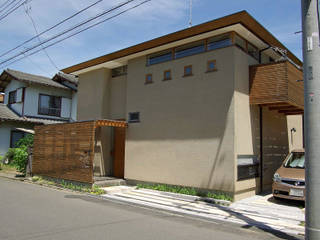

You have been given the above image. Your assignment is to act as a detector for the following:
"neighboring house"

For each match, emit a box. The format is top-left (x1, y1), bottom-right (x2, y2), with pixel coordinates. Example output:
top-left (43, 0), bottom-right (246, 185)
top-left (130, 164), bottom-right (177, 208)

top-left (0, 69), bottom-right (78, 156)
top-left (0, 93), bottom-right (3, 103)
top-left (59, 11), bottom-right (303, 200)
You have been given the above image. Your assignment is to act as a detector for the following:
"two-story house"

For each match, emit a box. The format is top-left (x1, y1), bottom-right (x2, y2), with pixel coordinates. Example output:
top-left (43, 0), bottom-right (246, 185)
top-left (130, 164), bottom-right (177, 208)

top-left (0, 69), bottom-right (78, 156)
top-left (38, 11), bottom-right (304, 200)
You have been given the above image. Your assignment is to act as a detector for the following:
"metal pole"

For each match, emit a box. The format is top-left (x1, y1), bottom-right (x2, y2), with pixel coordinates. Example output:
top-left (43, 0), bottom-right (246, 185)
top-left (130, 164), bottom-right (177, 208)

top-left (301, 0), bottom-right (320, 239)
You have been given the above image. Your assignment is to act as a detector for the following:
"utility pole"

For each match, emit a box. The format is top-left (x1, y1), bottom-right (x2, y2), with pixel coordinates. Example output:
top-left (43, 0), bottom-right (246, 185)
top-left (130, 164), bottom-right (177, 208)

top-left (301, 0), bottom-right (320, 239)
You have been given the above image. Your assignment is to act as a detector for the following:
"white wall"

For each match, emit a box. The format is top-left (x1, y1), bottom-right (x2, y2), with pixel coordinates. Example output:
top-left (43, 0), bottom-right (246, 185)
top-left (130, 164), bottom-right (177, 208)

top-left (24, 84), bottom-right (72, 120)
top-left (4, 80), bottom-right (26, 115)
top-left (71, 92), bottom-right (78, 121)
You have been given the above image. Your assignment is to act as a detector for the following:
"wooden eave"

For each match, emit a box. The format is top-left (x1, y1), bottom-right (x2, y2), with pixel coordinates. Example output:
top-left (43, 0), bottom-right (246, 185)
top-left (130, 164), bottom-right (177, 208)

top-left (61, 11), bottom-right (301, 74)
top-left (95, 119), bottom-right (127, 128)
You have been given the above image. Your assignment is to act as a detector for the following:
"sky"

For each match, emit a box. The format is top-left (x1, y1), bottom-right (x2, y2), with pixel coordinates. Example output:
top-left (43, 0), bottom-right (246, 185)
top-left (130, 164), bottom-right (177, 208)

top-left (0, 0), bottom-right (302, 77)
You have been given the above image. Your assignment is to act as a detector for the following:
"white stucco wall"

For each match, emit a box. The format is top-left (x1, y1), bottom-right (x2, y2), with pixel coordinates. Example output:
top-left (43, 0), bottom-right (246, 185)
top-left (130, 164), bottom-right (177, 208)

top-left (71, 92), bottom-right (78, 121)
top-left (4, 80), bottom-right (26, 115)
top-left (24, 84), bottom-right (72, 120)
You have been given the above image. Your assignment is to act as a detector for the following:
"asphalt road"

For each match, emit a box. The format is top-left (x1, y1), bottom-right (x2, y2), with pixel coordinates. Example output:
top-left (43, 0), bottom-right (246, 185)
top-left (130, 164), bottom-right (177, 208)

top-left (0, 178), bottom-right (301, 240)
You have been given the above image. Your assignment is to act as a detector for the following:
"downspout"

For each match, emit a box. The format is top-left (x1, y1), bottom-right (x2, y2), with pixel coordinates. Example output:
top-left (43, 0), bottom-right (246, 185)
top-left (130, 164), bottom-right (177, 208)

top-left (259, 106), bottom-right (263, 193)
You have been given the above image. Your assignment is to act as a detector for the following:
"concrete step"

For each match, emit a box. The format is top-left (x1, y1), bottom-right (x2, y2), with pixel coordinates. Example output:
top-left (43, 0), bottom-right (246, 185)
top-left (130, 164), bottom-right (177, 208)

top-left (94, 179), bottom-right (126, 187)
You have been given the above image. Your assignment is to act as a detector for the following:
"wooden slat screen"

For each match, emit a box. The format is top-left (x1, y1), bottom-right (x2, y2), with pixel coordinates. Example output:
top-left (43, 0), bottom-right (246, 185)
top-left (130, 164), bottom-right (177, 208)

top-left (33, 121), bottom-right (95, 183)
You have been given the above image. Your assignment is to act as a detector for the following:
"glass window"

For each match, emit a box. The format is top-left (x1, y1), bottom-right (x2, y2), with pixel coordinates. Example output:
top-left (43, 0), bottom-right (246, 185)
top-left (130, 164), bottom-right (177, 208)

top-left (284, 152), bottom-right (305, 169)
top-left (184, 65), bottom-right (192, 76)
top-left (38, 94), bottom-right (61, 117)
top-left (145, 74), bottom-right (153, 84)
top-left (175, 41), bottom-right (205, 59)
top-left (129, 112), bottom-right (140, 123)
top-left (235, 34), bottom-right (247, 51)
top-left (207, 60), bottom-right (217, 72)
top-left (207, 34), bottom-right (232, 51)
top-left (9, 91), bottom-right (16, 104)
top-left (112, 66), bottom-right (127, 77)
top-left (248, 43), bottom-right (259, 60)
top-left (163, 70), bottom-right (171, 80)
top-left (148, 50), bottom-right (172, 65)
top-left (10, 131), bottom-right (25, 148)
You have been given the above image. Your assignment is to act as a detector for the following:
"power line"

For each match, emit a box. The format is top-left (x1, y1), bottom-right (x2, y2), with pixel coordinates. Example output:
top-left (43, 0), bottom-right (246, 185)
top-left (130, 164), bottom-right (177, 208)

top-left (0, 0), bottom-right (137, 65)
top-left (0, 0), bottom-right (29, 22)
top-left (0, 0), bottom-right (17, 14)
top-left (0, 0), bottom-right (13, 11)
top-left (0, 0), bottom-right (103, 58)
top-left (24, 2), bottom-right (59, 70)
top-left (1, 0), bottom-right (152, 68)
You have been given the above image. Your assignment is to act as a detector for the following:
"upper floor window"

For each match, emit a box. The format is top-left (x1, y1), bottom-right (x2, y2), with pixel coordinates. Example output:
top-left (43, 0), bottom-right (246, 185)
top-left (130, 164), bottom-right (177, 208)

top-left (248, 43), bottom-right (259, 60)
top-left (38, 94), bottom-right (61, 117)
top-left (145, 74), bottom-right (153, 84)
top-left (184, 65), bottom-right (193, 77)
top-left (163, 70), bottom-right (171, 81)
top-left (207, 34), bottom-right (232, 51)
top-left (8, 90), bottom-right (16, 104)
top-left (112, 66), bottom-right (127, 77)
top-left (234, 34), bottom-right (247, 51)
top-left (175, 41), bottom-right (205, 59)
top-left (147, 50), bottom-right (172, 65)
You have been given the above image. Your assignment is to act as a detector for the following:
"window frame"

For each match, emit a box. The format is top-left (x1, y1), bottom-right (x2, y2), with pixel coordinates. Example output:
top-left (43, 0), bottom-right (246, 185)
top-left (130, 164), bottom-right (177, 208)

top-left (163, 70), bottom-right (172, 81)
top-left (145, 74), bottom-right (153, 84)
top-left (8, 90), bottom-right (17, 104)
top-left (206, 60), bottom-right (217, 72)
top-left (183, 65), bottom-right (193, 77)
top-left (128, 112), bottom-right (140, 123)
top-left (38, 94), bottom-right (62, 117)
top-left (10, 130), bottom-right (26, 148)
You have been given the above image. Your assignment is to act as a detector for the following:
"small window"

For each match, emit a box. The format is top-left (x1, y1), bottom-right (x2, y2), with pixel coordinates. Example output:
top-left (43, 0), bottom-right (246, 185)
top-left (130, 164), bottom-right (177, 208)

top-left (148, 50), bottom-right (172, 65)
top-left (163, 70), bottom-right (171, 81)
top-left (112, 66), bottom-right (127, 77)
top-left (145, 74), bottom-right (153, 84)
top-left (235, 34), bottom-right (247, 51)
top-left (129, 112), bottom-right (140, 123)
top-left (10, 131), bottom-right (25, 148)
top-left (207, 60), bottom-right (217, 72)
top-left (175, 41), bottom-right (205, 59)
top-left (248, 43), bottom-right (259, 60)
top-left (184, 65), bottom-right (193, 77)
top-left (8, 90), bottom-right (16, 104)
top-left (38, 94), bottom-right (61, 117)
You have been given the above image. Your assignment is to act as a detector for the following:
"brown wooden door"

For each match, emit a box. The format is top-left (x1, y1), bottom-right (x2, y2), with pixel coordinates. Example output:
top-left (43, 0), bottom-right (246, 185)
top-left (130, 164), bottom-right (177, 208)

top-left (113, 127), bottom-right (126, 178)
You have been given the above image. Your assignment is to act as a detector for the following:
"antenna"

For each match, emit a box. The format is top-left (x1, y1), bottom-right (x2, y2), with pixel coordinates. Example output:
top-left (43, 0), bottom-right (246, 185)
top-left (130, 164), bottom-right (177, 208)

top-left (188, 0), bottom-right (192, 27)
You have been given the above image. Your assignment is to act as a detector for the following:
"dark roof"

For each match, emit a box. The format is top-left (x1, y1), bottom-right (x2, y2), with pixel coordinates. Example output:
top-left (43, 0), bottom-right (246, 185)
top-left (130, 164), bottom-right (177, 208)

top-left (52, 72), bottom-right (78, 85)
top-left (62, 10), bottom-right (302, 74)
top-left (0, 69), bottom-right (69, 92)
top-left (0, 103), bottom-right (66, 125)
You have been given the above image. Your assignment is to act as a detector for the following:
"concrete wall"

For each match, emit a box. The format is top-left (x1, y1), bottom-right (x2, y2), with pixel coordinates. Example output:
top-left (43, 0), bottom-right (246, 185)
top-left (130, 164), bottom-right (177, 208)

top-left (287, 115), bottom-right (304, 151)
top-left (0, 121), bottom-right (34, 156)
top-left (124, 46), bottom-right (236, 192)
top-left (262, 107), bottom-right (289, 190)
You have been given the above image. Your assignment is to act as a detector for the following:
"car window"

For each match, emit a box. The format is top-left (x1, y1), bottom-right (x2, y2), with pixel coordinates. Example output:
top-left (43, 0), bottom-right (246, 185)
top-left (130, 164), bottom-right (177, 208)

top-left (284, 152), bottom-right (305, 169)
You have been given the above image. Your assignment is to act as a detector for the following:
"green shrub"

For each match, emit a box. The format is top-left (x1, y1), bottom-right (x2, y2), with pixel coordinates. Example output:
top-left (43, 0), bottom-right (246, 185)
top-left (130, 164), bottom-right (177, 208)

top-left (12, 148), bottom-right (28, 174)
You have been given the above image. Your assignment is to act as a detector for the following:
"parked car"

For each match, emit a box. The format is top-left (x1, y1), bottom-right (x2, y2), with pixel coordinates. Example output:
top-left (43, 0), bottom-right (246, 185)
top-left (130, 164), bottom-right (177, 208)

top-left (272, 149), bottom-right (305, 201)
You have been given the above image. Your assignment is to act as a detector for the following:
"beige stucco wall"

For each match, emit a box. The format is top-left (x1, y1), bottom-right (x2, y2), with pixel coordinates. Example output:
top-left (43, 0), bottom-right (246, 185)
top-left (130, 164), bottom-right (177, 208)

top-left (109, 75), bottom-right (127, 120)
top-left (233, 47), bottom-right (261, 199)
top-left (287, 114), bottom-right (304, 151)
top-left (124, 46), bottom-right (236, 192)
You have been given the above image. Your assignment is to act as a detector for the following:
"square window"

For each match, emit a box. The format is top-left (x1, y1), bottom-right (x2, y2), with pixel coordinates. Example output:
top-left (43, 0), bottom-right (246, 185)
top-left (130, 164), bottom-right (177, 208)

top-left (145, 74), bottom-right (153, 84)
top-left (184, 65), bottom-right (192, 77)
top-left (207, 60), bottom-right (217, 72)
top-left (8, 90), bottom-right (16, 104)
top-left (129, 112), bottom-right (140, 123)
top-left (163, 70), bottom-right (171, 81)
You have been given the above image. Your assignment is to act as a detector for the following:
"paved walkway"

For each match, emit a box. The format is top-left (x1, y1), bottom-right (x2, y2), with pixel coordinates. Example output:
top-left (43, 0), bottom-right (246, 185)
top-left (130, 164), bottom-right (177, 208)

top-left (101, 186), bottom-right (305, 237)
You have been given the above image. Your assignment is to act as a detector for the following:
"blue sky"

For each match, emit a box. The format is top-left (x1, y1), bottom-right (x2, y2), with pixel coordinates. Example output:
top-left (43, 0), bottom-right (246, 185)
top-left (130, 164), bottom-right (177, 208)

top-left (0, 0), bottom-right (302, 77)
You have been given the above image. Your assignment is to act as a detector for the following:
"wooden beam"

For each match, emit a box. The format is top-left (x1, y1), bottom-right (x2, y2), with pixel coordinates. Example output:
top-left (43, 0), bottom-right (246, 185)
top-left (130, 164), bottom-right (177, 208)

top-left (269, 105), bottom-right (297, 111)
top-left (285, 112), bottom-right (304, 115)
top-left (279, 109), bottom-right (304, 114)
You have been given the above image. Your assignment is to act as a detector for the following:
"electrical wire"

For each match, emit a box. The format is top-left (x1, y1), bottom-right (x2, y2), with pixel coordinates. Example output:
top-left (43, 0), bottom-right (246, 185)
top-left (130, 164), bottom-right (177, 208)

top-left (0, 0), bottom-right (137, 66)
top-left (24, 3), bottom-right (59, 70)
top-left (0, 0), bottom-right (30, 22)
top-left (0, 0), bottom-right (17, 14)
top-left (1, 0), bottom-right (152, 68)
top-left (0, 0), bottom-right (103, 58)
top-left (0, 0), bottom-right (12, 11)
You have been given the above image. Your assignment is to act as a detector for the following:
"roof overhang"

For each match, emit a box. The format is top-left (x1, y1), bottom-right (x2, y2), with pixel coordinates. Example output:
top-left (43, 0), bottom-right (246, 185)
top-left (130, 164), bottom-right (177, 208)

top-left (62, 11), bottom-right (302, 75)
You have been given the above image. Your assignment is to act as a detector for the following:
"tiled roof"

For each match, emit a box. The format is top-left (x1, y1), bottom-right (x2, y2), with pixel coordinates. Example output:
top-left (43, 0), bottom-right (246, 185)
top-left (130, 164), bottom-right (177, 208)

top-left (53, 72), bottom-right (78, 85)
top-left (2, 69), bottom-right (69, 90)
top-left (0, 104), bottom-right (66, 125)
